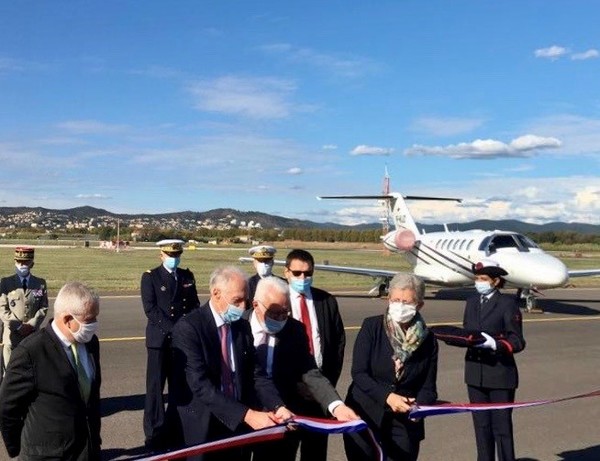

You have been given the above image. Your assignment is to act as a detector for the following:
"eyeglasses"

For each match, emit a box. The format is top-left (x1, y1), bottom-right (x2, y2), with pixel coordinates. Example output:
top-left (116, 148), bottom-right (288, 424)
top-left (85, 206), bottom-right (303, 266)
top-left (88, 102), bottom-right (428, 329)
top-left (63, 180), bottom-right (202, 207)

top-left (288, 270), bottom-right (313, 277)
top-left (256, 300), bottom-right (290, 320)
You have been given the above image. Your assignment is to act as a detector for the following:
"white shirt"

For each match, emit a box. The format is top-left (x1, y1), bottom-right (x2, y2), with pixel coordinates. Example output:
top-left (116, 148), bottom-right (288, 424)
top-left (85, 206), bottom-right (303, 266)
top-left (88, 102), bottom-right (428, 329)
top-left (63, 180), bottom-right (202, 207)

top-left (249, 311), bottom-right (277, 377)
top-left (289, 286), bottom-right (323, 369)
top-left (209, 301), bottom-right (236, 373)
top-left (51, 320), bottom-right (94, 380)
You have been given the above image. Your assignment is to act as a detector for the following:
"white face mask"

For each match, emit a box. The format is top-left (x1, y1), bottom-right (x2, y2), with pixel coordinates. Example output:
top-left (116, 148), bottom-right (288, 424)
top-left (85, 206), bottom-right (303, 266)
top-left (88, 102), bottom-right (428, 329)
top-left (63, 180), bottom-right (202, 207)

top-left (388, 302), bottom-right (418, 324)
top-left (256, 262), bottom-right (273, 278)
top-left (71, 316), bottom-right (99, 343)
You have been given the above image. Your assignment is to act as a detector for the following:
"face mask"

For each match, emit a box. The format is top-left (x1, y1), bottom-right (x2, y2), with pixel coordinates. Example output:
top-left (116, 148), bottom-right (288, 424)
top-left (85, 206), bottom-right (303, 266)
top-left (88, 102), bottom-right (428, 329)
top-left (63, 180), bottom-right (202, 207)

top-left (388, 302), bottom-right (417, 324)
top-left (71, 317), bottom-right (99, 343)
top-left (290, 277), bottom-right (312, 294)
top-left (263, 316), bottom-right (287, 334)
top-left (15, 265), bottom-right (30, 278)
top-left (222, 304), bottom-right (244, 323)
top-left (475, 281), bottom-right (494, 295)
top-left (256, 262), bottom-right (273, 278)
top-left (164, 256), bottom-right (180, 271)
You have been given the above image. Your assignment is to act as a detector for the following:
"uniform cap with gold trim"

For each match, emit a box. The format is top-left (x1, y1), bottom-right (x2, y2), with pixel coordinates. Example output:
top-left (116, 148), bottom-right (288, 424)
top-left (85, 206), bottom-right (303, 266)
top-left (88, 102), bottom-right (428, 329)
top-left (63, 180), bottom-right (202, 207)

top-left (248, 245), bottom-right (276, 260)
top-left (15, 246), bottom-right (35, 261)
top-left (157, 239), bottom-right (185, 254)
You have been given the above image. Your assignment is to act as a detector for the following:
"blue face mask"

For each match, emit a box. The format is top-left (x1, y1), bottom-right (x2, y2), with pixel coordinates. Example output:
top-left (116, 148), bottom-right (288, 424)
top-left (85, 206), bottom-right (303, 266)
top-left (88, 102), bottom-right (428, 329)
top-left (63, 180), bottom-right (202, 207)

top-left (164, 256), bottom-right (180, 271)
top-left (15, 265), bottom-right (30, 278)
top-left (222, 304), bottom-right (244, 323)
top-left (264, 317), bottom-right (287, 334)
top-left (290, 277), bottom-right (312, 294)
top-left (475, 281), bottom-right (494, 295)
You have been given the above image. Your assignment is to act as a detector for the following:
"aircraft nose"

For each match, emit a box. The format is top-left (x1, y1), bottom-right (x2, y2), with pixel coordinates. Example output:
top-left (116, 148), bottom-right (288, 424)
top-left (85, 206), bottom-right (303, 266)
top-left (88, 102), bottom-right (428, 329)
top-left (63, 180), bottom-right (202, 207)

top-left (531, 255), bottom-right (569, 287)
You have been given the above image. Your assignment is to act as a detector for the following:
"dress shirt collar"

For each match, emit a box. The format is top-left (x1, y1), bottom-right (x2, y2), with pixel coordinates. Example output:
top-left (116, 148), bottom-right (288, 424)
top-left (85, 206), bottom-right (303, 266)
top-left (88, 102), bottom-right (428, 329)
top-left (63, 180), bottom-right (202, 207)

top-left (51, 319), bottom-right (74, 349)
top-left (209, 301), bottom-right (225, 328)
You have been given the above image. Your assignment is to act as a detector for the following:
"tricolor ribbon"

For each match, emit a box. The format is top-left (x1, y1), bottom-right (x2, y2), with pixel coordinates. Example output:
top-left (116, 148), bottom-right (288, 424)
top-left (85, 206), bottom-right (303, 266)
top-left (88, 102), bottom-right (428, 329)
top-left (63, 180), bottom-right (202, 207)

top-left (136, 415), bottom-right (383, 461)
top-left (409, 389), bottom-right (600, 419)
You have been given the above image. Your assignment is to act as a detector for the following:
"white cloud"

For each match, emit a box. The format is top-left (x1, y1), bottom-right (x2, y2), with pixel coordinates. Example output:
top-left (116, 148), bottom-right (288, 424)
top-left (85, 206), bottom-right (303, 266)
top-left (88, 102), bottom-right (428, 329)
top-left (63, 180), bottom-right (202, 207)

top-left (534, 45), bottom-right (569, 60)
top-left (410, 116), bottom-right (485, 136)
top-left (571, 49), bottom-right (599, 60)
top-left (525, 114), bottom-right (600, 155)
top-left (76, 193), bottom-right (112, 199)
top-left (322, 144), bottom-right (338, 150)
top-left (350, 145), bottom-right (395, 156)
top-left (404, 134), bottom-right (561, 159)
top-left (57, 120), bottom-right (129, 135)
top-left (188, 76), bottom-right (298, 119)
top-left (287, 167), bottom-right (303, 175)
top-left (258, 43), bottom-right (379, 78)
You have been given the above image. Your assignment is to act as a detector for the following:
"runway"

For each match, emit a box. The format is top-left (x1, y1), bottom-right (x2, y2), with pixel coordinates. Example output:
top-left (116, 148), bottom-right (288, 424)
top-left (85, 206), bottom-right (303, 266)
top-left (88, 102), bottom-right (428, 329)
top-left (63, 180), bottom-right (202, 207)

top-left (17, 288), bottom-right (600, 461)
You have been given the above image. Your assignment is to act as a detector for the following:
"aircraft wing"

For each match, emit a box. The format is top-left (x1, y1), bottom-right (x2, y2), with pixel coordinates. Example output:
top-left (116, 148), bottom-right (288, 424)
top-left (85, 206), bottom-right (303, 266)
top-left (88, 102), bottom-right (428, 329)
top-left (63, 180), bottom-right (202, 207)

top-left (239, 256), bottom-right (398, 279)
top-left (568, 269), bottom-right (600, 278)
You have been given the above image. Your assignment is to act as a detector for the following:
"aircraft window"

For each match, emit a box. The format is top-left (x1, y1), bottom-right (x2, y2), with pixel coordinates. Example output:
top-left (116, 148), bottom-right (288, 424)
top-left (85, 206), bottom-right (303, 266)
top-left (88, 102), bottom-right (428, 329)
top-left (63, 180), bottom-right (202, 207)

top-left (466, 240), bottom-right (474, 250)
top-left (441, 239), bottom-right (448, 249)
top-left (453, 240), bottom-right (460, 250)
top-left (448, 239), bottom-right (454, 250)
top-left (436, 240), bottom-right (441, 249)
top-left (489, 235), bottom-right (519, 249)
top-left (459, 240), bottom-right (466, 250)
top-left (516, 234), bottom-right (539, 249)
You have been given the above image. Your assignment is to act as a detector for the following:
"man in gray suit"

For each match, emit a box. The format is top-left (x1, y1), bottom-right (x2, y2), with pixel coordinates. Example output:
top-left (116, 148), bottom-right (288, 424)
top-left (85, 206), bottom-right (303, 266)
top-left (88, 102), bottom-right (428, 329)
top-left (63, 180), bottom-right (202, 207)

top-left (0, 247), bottom-right (49, 371)
top-left (247, 277), bottom-right (358, 461)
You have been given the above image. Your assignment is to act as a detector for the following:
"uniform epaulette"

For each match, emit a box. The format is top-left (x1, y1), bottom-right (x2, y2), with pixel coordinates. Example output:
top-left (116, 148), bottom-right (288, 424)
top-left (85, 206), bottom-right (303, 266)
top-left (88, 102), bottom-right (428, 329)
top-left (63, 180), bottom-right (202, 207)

top-left (146, 270), bottom-right (152, 273)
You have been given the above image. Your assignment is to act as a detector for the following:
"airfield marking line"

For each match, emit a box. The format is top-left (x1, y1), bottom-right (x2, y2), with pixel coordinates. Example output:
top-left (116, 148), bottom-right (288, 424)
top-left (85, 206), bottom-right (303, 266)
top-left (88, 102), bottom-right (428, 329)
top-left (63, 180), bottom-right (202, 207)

top-left (100, 315), bottom-right (600, 341)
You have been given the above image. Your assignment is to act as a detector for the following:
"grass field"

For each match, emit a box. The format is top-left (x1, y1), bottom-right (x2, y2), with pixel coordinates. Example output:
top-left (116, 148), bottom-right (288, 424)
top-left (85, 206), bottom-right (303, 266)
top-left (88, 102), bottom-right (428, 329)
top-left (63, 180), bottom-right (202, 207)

top-left (0, 241), bottom-right (598, 295)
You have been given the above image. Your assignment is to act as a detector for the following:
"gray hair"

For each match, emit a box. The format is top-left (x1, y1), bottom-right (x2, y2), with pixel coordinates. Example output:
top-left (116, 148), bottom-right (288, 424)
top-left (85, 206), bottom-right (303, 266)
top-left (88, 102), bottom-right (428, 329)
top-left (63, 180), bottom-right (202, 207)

top-left (209, 265), bottom-right (248, 291)
top-left (53, 281), bottom-right (100, 318)
top-left (254, 276), bottom-right (289, 302)
top-left (388, 273), bottom-right (425, 304)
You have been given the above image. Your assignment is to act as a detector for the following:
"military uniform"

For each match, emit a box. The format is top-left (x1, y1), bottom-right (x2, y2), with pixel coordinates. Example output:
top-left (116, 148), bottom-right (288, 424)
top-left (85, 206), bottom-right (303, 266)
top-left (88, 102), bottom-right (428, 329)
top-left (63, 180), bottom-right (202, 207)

top-left (246, 245), bottom-right (285, 304)
top-left (141, 239), bottom-right (200, 449)
top-left (0, 247), bottom-right (48, 372)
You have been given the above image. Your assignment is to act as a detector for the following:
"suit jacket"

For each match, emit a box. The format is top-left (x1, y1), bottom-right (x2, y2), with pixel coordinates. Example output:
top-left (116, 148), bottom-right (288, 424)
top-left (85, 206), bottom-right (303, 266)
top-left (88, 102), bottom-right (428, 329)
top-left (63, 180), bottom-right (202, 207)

top-left (345, 315), bottom-right (438, 441)
top-left (463, 292), bottom-right (526, 389)
top-left (0, 323), bottom-right (101, 460)
top-left (245, 310), bottom-right (340, 415)
top-left (307, 287), bottom-right (346, 387)
top-left (170, 303), bottom-right (284, 447)
top-left (141, 265), bottom-right (200, 348)
top-left (0, 274), bottom-right (49, 343)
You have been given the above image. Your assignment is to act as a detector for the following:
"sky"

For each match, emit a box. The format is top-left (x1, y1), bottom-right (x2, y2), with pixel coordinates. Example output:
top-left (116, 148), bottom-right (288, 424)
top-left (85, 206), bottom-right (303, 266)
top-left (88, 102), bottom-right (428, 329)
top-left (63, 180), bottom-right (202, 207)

top-left (1, 1), bottom-right (599, 226)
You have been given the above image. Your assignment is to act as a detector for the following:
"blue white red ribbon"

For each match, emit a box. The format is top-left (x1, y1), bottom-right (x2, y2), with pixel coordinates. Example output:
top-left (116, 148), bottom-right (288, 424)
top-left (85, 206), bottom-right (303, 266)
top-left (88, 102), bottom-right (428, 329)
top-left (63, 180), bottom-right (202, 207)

top-left (409, 389), bottom-right (600, 419)
top-left (136, 416), bottom-right (382, 461)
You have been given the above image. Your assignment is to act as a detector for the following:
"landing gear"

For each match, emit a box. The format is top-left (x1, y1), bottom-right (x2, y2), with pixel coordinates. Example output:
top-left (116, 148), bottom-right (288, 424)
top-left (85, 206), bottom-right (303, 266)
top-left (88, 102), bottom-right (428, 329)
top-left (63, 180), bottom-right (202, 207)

top-left (369, 278), bottom-right (390, 297)
top-left (517, 288), bottom-right (541, 313)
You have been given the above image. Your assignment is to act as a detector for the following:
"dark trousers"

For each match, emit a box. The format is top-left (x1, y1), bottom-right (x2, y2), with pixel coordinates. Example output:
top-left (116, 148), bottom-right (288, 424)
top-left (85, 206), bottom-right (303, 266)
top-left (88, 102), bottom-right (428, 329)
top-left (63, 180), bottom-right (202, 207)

top-left (468, 385), bottom-right (516, 461)
top-left (144, 344), bottom-right (172, 445)
top-left (343, 415), bottom-right (420, 461)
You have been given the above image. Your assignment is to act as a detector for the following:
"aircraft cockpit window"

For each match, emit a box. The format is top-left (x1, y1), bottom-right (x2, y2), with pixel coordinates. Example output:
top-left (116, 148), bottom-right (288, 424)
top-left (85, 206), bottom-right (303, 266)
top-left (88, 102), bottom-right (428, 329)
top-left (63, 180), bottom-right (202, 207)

top-left (516, 234), bottom-right (539, 249)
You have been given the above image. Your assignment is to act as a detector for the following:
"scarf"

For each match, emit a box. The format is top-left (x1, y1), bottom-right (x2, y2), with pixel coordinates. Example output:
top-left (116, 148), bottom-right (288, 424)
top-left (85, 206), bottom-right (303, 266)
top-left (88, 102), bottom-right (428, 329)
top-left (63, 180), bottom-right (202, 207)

top-left (384, 311), bottom-right (428, 381)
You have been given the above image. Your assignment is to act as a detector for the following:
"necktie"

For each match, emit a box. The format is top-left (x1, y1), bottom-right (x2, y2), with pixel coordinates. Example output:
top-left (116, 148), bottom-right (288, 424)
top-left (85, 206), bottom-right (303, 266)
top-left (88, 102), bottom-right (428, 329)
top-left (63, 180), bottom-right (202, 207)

top-left (71, 343), bottom-right (91, 403)
top-left (219, 324), bottom-right (235, 398)
top-left (22, 278), bottom-right (27, 291)
top-left (299, 294), bottom-right (314, 355)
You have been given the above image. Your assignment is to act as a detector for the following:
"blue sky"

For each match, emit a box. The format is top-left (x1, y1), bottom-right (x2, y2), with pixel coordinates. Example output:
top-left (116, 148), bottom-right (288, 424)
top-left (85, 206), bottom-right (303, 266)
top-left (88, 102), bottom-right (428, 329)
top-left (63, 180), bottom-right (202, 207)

top-left (1, 1), bottom-right (599, 225)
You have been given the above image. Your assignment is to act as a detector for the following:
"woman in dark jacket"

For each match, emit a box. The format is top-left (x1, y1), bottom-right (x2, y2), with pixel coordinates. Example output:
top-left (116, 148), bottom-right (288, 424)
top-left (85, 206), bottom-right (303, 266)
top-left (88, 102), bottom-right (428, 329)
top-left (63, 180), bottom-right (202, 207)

top-left (343, 273), bottom-right (437, 461)
top-left (463, 259), bottom-right (526, 461)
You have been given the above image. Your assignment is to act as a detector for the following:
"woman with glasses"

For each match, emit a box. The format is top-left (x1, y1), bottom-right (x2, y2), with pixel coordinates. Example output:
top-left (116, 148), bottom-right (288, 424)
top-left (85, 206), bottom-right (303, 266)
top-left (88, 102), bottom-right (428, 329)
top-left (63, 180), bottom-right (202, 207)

top-left (343, 273), bottom-right (438, 461)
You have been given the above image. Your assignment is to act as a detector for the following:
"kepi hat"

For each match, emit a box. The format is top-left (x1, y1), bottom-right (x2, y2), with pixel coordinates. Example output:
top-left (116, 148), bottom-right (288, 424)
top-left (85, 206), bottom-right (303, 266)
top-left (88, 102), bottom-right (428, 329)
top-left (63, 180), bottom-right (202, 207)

top-left (14, 246), bottom-right (35, 262)
top-left (472, 259), bottom-right (508, 278)
top-left (248, 245), bottom-right (276, 261)
top-left (157, 239), bottom-right (184, 255)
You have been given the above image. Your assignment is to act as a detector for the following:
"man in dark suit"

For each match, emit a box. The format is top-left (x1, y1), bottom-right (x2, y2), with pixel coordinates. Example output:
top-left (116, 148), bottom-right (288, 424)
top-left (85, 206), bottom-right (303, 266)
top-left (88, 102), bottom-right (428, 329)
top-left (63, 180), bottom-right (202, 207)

top-left (0, 246), bottom-right (49, 371)
top-left (0, 281), bottom-right (101, 461)
top-left (169, 265), bottom-right (293, 461)
top-left (247, 276), bottom-right (359, 461)
top-left (283, 249), bottom-right (346, 461)
top-left (141, 239), bottom-right (200, 449)
top-left (463, 259), bottom-right (526, 461)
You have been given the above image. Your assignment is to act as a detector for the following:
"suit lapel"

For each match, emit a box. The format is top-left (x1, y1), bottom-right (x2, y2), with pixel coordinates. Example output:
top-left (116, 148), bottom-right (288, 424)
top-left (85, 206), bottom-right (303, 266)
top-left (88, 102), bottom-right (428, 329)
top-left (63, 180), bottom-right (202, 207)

top-left (198, 305), bottom-right (221, 376)
top-left (311, 288), bottom-right (326, 355)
